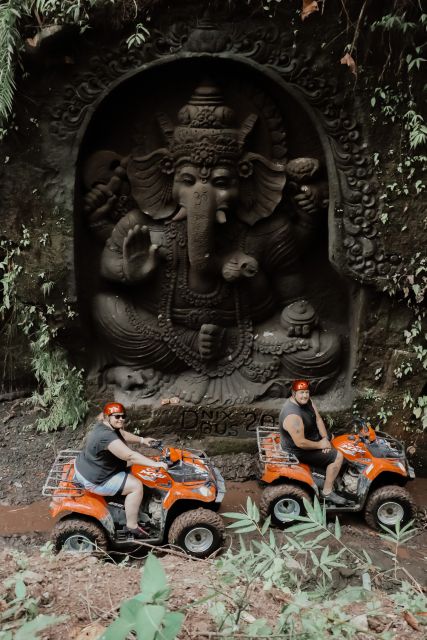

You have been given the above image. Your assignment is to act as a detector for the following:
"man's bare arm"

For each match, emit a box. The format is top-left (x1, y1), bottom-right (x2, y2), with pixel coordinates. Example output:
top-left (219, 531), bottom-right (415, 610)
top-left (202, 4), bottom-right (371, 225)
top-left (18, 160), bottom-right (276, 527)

top-left (312, 402), bottom-right (328, 440)
top-left (119, 429), bottom-right (154, 445)
top-left (107, 440), bottom-right (166, 468)
top-left (284, 415), bottom-right (328, 450)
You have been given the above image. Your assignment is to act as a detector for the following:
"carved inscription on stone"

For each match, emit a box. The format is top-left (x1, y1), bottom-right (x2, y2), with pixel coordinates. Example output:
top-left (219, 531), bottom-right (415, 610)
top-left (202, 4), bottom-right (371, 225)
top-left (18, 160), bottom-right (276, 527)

top-left (180, 407), bottom-right (278, 437)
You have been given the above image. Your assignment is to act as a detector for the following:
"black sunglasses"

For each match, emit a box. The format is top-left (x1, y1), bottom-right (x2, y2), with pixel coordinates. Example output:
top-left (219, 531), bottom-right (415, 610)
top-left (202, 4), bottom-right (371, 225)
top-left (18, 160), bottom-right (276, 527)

top-left (112, 414), bottom-right (126, 419)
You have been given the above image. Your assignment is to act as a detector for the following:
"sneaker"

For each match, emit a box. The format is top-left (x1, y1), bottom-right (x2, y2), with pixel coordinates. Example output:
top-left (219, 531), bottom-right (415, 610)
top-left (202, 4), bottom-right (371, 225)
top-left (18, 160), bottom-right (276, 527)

top-left (320, 490), bottom-right (347, 506)
top-left (124, 525), bottom-right (149, 540)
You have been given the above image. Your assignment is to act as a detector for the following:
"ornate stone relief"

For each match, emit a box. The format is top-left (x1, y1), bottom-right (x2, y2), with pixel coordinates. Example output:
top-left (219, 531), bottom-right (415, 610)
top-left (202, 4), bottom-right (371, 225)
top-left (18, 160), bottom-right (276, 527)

top-left (48, 17), bottom-right (400, 404)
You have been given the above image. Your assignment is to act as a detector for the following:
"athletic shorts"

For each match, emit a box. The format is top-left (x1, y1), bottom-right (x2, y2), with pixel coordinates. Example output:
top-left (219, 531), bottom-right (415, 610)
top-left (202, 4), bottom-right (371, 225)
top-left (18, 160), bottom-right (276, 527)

top-left (73, 466), bottom-right (128, 496)
top-left (294, 448), bottom-right (338, 467)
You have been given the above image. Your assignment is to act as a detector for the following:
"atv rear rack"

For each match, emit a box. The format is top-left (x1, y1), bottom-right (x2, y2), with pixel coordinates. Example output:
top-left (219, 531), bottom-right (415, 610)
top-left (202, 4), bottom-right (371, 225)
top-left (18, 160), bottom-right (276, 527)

top-left (256, 426), bottom-right (300, 466)
top-left (42, 449), bottom-right (83, 497)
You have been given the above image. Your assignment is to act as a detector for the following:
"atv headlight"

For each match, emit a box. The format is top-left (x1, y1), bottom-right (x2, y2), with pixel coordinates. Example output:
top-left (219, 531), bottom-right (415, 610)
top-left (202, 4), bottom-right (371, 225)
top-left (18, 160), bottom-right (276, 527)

top-left (191, 485), bottom-right (212, 497)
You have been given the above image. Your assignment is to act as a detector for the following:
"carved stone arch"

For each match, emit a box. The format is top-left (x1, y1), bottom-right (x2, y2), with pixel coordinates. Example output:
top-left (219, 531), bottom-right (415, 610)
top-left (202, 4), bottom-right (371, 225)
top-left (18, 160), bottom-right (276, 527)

top-left (54, 40), bottom-right (397, 285)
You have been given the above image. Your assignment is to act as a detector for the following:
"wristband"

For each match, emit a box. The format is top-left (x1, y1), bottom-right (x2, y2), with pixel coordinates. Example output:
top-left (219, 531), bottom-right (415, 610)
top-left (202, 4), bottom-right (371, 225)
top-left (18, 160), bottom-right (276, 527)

top-left (140, 436), bottom-right (145, 445)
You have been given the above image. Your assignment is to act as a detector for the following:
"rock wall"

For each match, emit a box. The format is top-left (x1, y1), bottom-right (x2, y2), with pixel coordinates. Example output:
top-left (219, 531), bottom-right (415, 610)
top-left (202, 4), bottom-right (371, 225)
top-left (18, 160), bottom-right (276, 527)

top-left (0, 1), bottom-right (425, 469)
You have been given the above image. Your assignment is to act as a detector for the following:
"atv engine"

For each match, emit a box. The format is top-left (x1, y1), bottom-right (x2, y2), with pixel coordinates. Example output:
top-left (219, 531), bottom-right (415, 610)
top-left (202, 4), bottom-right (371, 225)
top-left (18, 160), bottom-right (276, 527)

top-left (340, 468), bottom-right (360, 494)
top-left (107, 491), bottom-right (164, 531)
top-left (145, 494), bottom-right (164, 526)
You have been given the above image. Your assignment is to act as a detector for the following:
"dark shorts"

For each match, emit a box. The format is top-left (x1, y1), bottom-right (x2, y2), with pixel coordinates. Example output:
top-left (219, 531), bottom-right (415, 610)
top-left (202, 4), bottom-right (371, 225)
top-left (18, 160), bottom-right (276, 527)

top-left (294, 448), bottom-right (338, 467)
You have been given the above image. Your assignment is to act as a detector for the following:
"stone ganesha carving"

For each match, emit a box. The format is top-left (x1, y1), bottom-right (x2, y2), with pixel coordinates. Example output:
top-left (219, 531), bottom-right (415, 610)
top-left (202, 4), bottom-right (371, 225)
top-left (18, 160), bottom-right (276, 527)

top-left (82, 80), bottom-right (341, 404)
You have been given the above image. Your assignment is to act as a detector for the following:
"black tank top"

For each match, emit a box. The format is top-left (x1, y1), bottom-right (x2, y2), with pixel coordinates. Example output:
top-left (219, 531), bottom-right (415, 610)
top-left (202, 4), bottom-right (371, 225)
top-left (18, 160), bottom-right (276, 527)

top-left (279, 399), bottom-right (320, 451)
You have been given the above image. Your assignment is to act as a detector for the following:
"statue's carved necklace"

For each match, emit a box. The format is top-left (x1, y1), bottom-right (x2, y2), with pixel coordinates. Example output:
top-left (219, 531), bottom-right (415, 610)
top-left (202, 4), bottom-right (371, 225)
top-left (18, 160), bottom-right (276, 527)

top-left (154, 222), bottom-right (253, 376)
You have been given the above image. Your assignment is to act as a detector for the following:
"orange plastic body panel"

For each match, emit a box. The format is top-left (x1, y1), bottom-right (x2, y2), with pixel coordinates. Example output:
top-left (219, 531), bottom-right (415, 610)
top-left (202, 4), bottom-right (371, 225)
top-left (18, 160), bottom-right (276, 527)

top-left (332, 434), bottom-right (408, 482)
top-left (131, 447), bottom-right (217, 510)
top-left (50, 492), bottom-right (109, 521)
top-left (262, 462), bottom-right (317, 490)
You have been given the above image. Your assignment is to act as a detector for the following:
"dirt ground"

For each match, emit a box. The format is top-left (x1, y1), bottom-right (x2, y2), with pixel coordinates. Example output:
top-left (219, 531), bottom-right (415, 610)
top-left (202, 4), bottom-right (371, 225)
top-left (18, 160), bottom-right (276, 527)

top-left (0, 538), bottom-right (426, 640)
top-left (1, 398), bottom-right (427, 638)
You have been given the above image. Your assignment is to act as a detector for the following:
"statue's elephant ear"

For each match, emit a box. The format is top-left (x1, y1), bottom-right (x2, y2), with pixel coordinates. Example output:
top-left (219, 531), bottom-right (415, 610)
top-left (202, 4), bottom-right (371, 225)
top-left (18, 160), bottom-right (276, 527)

top-left (236, 153), bottom-right (287, 226)
top-left (127, 149), bottom-right (176, 220)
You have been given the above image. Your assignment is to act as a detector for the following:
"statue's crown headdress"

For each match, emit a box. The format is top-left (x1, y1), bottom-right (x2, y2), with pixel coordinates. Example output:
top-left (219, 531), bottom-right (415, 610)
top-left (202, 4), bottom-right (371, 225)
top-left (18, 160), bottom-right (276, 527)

top-left (158, 80), bottom-right (257, 173)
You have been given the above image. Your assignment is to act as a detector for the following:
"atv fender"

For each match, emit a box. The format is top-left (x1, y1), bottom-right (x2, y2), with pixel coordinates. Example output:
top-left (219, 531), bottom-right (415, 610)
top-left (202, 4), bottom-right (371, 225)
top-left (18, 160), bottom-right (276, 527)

top-left (364, 460), bottom-right (408, 483)
top-left (261, 463), bottom-right (317, 492)
top-left (49, 493), bottom-right (115, 537)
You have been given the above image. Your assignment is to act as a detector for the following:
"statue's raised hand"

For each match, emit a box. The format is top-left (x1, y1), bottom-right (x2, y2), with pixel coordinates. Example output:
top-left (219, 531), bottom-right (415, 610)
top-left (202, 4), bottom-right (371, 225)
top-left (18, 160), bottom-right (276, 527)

top-left (292, 183), bottom-right (328, 217)
top-left (123, 225), bottom-right (160, 282)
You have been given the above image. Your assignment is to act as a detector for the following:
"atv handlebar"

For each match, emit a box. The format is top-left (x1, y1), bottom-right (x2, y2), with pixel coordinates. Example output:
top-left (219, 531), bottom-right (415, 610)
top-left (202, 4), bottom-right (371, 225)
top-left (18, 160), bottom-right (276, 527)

top-left (148, 441), bottom-right (178, 468)
top-left (149, 439), bottom-right (163, 450)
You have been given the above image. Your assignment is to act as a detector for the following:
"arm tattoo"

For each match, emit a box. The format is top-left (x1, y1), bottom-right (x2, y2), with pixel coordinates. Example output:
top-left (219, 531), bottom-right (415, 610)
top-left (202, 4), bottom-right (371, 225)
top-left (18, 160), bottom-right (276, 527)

top-left (285, 416), bottom-right (304, 439)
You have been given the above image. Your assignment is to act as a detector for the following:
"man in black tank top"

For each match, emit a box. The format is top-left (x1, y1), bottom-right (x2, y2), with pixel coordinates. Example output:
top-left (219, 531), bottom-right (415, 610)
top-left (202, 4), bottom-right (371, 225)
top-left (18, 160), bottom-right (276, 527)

top-left (279, 380), bottom-right (346, 505)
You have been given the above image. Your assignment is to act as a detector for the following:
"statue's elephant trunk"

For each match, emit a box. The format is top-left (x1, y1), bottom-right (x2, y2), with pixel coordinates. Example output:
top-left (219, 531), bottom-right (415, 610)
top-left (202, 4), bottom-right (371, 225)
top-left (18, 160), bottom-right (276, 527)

top-left (185, 188), bottom-right (217, 273)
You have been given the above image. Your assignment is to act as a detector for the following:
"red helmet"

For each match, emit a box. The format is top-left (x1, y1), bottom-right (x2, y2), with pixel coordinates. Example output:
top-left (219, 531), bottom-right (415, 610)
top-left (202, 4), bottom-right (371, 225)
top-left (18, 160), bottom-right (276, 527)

top-left (103, 402), bottom-right (125, 416)
top-left (292, 380), bottom-right (310, 392)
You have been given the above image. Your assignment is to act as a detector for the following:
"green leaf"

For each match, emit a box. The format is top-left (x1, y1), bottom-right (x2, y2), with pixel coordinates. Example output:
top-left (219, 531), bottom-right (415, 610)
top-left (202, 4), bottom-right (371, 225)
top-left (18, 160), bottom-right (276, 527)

top-left (320, 565), bottom-right (332, 580)
top-left (362, 572), bottom-right (372, 591)
top-left (99, 617), bottom-right (134, 640)
top-left (311, 530), bottom-right (331, 545)
top-left (320, 544), bottom-right (330, 565)
top-left (158, 611), bottom-right (185, 640)
top-left (222, 511), bottom-right (252, 520)
top-left (261, 516), bottom-right (271, 535)
top-left (14, 578), bottom-right (26, 600)
top-left (226, 518), bottom-right (254, 529)
top-left (120, 598), bottom-right (143, 622)
top-left (14, 615), bottom-right (67, 640)
top-left (135, 604), bottom-right (166, 640)
top-left (246, 618), bottom-right (272, 637)
top-left (230, 524), bottom-right (258, 534)
top-left (140, 554), bottom-right (168, 601)
top-left (362, 549), bottom-right (373, 565)
top-left (334, 516), bottom-right (341, 540)
top-left (288, 523), bottom-right (321, 536)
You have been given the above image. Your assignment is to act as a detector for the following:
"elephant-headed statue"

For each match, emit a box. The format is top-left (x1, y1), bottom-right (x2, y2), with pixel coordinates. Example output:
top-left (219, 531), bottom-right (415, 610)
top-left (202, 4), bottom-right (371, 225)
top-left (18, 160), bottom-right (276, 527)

top-left (82, 79), bottom-right (341, 404)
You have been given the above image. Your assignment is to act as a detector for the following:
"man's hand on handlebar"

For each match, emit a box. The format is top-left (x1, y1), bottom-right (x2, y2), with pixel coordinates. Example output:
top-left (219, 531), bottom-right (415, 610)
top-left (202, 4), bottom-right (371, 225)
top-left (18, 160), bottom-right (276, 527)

top-left (143, 437), bottom-right (162, 447)
top-left (156, 461), bottom-right (168, 471)
top-left (319, 437), bottom-right (331, 452)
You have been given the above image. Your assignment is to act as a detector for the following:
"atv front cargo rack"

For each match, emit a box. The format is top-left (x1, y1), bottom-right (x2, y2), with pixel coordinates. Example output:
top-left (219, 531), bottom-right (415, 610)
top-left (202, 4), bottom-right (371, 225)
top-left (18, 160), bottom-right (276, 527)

top-left (42, 449), bottom-right (83, 497)
top-left (256, 426), bottom-right (299, 465)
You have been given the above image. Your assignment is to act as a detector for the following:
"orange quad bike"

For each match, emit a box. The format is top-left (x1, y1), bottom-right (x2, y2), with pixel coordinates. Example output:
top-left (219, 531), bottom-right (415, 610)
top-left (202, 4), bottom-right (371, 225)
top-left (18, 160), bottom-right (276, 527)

top-left (257, 418), bottom-right (416, 530)
top-left (42, 442), bottom-right (226, 558)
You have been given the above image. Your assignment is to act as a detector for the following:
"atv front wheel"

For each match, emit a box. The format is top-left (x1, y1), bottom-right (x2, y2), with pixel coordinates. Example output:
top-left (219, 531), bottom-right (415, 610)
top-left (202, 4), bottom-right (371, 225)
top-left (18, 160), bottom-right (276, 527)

top-left (168, 509), bottom-right (225, 558)
top-left (364, 486), bottom-right (416, 531)
top-left (52, 518), bottom-right (108, 553)
top-left (260, 485), bottom-right (311, 527)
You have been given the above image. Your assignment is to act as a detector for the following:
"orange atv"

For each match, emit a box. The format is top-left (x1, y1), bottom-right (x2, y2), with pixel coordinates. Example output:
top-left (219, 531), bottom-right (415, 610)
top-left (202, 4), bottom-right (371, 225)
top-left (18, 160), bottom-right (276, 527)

top-left (257, 418), bottom-right (416, 530)
top-left (42, 442), bottom-right (226, 557)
